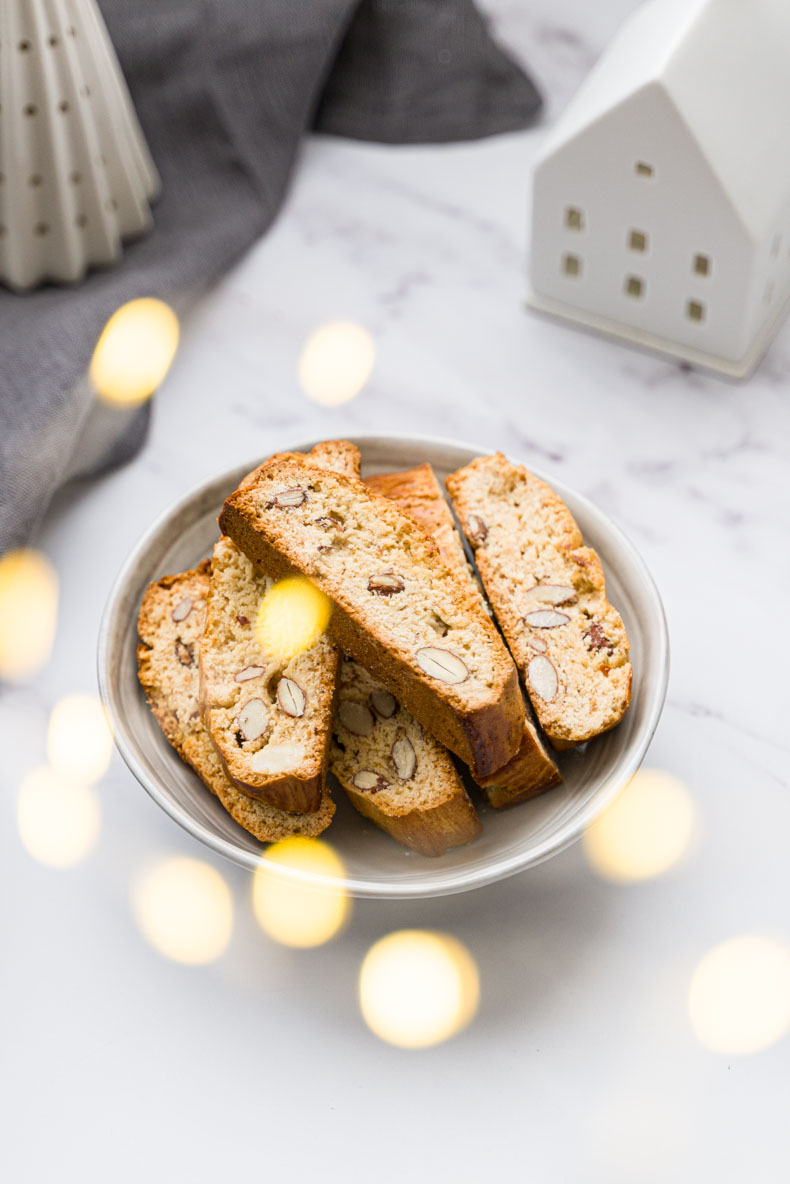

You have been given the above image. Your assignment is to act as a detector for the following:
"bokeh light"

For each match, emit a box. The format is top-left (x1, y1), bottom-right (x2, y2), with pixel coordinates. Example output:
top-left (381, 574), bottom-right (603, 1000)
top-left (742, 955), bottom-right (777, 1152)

top-left (252, 837), bottom-right (349, 948)
top-left (0, 548), bottom-right (58, 682)
top-left (131, 857), bottom-right (233, 965)
top-left (255, 576), bottom-right (332, 663)
top-left (359, 930), bottom-right (480, 1049)
top-left (689, 936), bottom-right (790, 1056)
top-left (90, 297), bottom-right (180, 406)
top-left (583, 768), bottom-right (694, 884)
top-left (298, 320), bottom-right (376, 406)
top-left (17, 765), bottom-right (100, 868)
top-left (47, 693), bottom-right (113, 784)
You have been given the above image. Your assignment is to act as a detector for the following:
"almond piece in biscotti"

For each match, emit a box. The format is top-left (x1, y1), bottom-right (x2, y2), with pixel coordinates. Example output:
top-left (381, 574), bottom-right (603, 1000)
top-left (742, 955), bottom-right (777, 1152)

top-left (269, 487), bottom-right (307, 508)
top-left (370, 689), bottom-right (397, 719)
top-left (352, 770), bottom-right (390, 793)
top-left (522, 584), bottom-right (578, 607)
top-left (236, 698), bottom-right (269, 742)
top-left (367, 572), bottom-right (405, 596)
top-left (277, 677), bottom-right (306, 718)
top-left (171, 598), bottom-right (193, 622)
top-left (338, 701), bottom-right (374, 736)
top-left (524, 609), bottom-right (570, 629)
top-left (415, 647), bottom-right (469, 686)
top-left (391, 730), bottom-right (417, 781)
top-left (235, 664), bottom-right (265, 683)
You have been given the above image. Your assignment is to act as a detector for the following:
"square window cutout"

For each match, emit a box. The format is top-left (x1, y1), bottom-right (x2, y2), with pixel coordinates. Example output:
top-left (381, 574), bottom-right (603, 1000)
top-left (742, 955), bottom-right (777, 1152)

top-left (625, 275), bottom-right (644, 298)
top-left (635, 161), bottom-right (654, 178)
top-left (629, 230), bottom-right (648, 252)
top-left (694, 254), bottom-right (710, 276)
top-left (687, 300), bottom-right (705, 322)
top-left (565, 207), bottom-right (584, 230)
top-left (563, 253), bottom-right (582, 277)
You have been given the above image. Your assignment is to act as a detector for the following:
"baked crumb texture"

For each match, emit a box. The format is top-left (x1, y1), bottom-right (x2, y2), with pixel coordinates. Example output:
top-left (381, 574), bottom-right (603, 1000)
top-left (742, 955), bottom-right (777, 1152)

top-left (366, 463), bottom-right (561, 810)
top-left (136, 562), bottom-right (335, 841)
top-left (446, 453), bottom-right (632, 749)
top-left (219, 458), bottom-right (524, 780)
top-left (200, 441), bottom-right (361, 814)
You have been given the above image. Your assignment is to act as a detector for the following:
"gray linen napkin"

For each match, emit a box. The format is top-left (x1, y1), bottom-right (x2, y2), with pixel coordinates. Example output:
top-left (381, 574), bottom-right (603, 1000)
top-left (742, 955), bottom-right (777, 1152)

top-left (0, 0), bottom-right (541, 552)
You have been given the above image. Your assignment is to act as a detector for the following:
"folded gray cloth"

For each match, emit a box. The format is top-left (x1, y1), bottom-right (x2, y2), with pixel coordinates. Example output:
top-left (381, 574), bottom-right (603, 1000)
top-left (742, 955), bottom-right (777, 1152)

top-left (0, 0), bottom-right (541, 552)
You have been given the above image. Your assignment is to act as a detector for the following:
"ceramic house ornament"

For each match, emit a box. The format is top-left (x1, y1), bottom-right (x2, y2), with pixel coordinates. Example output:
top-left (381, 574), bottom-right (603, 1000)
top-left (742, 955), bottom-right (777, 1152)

top-left (0, 0), bottom-right (160, 291)
top-left (528, 0), bottom-right (790, 379)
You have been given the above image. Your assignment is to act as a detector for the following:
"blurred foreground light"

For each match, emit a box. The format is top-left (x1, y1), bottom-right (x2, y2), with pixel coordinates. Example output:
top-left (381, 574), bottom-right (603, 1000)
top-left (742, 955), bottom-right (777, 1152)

top-left (359, 930), bottom-right (480, 1049)
top-left (298, 320), bottom-right (376, 406)
top-left (689, 936), bottom-right (790, 1056)
top-left (90, 297), bottom-right (180, 406)
top-left (131, 857), bottom-right (233, 965)
top-left (256, 576), bottom-right (332, 663)
top-left (47, 693), bottom-right (113, 784)
top-left (252, 837), bottom-right (349, 948)
top-left (0, 548), bottom-right (58, 682)
top-left (583, 768), bottom-right (694, 884)
top-left (17, 765), bottom-right (100, 868)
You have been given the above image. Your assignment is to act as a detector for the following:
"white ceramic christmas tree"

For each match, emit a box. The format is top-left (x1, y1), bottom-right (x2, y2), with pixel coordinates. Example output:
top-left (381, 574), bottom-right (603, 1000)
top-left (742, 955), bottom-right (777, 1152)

top-left (0, 0), bottom-right (160, 290)
top-left (529, 0), bottom-right (790, 379)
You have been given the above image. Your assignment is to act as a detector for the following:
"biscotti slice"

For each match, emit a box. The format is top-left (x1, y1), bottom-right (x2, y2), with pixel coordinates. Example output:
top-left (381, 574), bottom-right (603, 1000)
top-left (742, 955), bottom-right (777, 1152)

top-left (137, 563), bottom-right (335, 841)
top-left (331, 660), bottom-right (482, 856)
top-left (219, 458), bottom-right (523, 778)
top-left (200, 442), bottom-right (361, 814)
top-left (367, 462), bottom-right (561, 808)
top-left (446, 453), bottom-right (632, 749)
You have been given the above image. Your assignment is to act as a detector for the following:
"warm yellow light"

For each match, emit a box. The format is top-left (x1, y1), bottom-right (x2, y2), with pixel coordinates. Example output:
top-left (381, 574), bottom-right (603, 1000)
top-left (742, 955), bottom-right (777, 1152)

top-left (359, 930), bottom-right (480, 1049)
top-left (255, 576), bottom-right (332, 663)
top-left (17, 765), bottom-right (100, 869)
top-left (47, 693), bottom-right (113, 784)
top-left (90, 298), bottom-right (180, 406)
top-left (689, 936), bottom-right (790, 1056)
top-left (131, 857), bottom-right (233, 965)
top-left (0, 548), bottom-right (58, 682)
top-left (298, 320), bottom-right (376, 406)
top-left (583, 768), bottom-right (694, 884)
top-left (252, 837), bottom-right (349, 948)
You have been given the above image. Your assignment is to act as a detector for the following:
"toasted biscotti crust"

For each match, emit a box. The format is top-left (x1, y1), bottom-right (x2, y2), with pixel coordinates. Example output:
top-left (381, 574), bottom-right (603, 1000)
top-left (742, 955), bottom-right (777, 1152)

top-left (219, 458), bottom-right (523, 778)
top-left (446, 453), bottom-right (632, 748)
top-left (367, 462), bottom-right (561, 808)
top-left (136, 563), bottom-right (335, 841)
top-left (331, 659), bottom-right (481, 856)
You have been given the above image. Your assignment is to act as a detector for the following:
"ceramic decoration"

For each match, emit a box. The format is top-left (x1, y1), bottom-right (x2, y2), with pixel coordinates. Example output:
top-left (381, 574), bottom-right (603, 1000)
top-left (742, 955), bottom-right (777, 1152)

top-left (528, 0), bottom-right (790, 380)
top-left (0, 0), bottom-right (159, 291)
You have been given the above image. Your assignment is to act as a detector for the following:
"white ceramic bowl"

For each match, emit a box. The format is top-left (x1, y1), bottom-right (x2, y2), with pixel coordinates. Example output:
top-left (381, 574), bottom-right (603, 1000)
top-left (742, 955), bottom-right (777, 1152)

top-left (98, 434), bottom-right (669, 898)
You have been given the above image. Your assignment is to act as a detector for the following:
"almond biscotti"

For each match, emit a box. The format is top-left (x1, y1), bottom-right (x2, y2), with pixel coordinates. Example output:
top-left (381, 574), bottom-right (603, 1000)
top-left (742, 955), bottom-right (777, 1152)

top-left (137, 563), bottom-right (335, 841)
top-left (367, 462), bottom-right (561, 809)
top-left (219, 458), bottom-right (524, 778)
top-left (200, 441), bottom-right (361, 814)
top-left (331, 660), bottom-right (482, 856)
top-left (446, 453), bottom-right (632, 749)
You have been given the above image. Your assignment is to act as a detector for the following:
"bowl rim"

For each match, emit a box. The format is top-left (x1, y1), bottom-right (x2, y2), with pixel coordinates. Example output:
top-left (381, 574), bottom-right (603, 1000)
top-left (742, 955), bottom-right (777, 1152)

top-left (97, 431), bottom-right (670, 899)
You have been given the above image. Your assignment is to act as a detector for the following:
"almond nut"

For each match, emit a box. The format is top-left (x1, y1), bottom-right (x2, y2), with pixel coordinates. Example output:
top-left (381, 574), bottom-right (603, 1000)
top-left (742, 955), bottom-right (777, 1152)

top-left (391, 730), bottom-right (416, 781)
top-left (466, 513), bottom-right (489, 544)
top-left (236, 615), bottom-right (250, 626)
top-left (584, 623), bottom-right (613, 653)
top-left (352, 770), bottom-right (389, 793)
top-left (370, 689), bottom-right (397, 719)
top-left (338, 700), bottom-right (375, 736)
top-left (524, 609), bottom-right (570, 629)
top-left (250, 741), bottom-right (305, 774)
top-left (277, 677), bottom-right (306, 718)
top-left (528, 636), bottom-right (548, 653)
top-left (523, 584), bottom-right (577, 607)
top-left (235, 665), bottom-right (265, 683)
top-left (175, 640), bottom-right (194, 666)
top-left (528, 655), bottom-right (559, 702)
top-left (416, 646), bottom-right (469, 685)
top-left (314, 516), bottom-right (344, 532)
top-left (171, 598), bottom-right (192, 622)
top-left (236, 698), bottom-right (269, 741)
top-left (269, 486), bottom-right (306, 508)
top-left (368, 572), bottom-right (405, 596)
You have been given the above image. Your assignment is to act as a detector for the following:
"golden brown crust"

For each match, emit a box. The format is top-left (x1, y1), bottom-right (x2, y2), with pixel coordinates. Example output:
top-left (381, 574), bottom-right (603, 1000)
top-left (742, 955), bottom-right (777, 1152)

top-left (219, 458), bottom-right (523, 778)
top-left (136, 565), bottom-right (335, 841)
top-left (446, 453), bottom-right (632, 748)
top-left (368, 462), bottom-right (561, 810)
top-left (341, 781), bottom-right (482, 857)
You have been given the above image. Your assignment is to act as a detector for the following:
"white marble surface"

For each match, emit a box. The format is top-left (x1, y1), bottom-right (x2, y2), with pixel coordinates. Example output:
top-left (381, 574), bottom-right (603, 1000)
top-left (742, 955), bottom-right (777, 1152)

top-left (4, 2), bottom-right (790, 1180)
